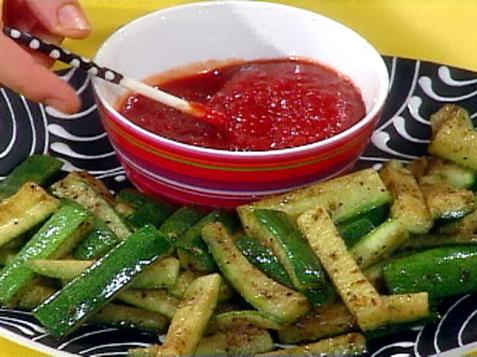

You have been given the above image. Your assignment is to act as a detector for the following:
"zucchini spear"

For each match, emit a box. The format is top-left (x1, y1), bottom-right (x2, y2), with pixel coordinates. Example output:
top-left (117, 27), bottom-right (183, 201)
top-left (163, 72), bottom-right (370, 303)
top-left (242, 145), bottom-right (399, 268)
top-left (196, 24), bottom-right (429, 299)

top-left (202, 223), bottom-right (309, 324)
top-left (0, 182), bottom-right (59, 248)
top-left (33, 225), bottom-right (171, 336)
top-left (155, 274), bottom-right (221, 356)
top-left (0, 201), bottom-right (91, 306)
top-left (0, 155), bottom-right (62, 200)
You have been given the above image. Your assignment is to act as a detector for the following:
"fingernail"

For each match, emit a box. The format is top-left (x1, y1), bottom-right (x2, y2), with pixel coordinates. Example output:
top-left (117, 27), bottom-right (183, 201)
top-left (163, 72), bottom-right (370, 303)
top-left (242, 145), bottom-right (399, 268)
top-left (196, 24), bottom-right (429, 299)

top-left (58, 4), bottom-right (91, 31)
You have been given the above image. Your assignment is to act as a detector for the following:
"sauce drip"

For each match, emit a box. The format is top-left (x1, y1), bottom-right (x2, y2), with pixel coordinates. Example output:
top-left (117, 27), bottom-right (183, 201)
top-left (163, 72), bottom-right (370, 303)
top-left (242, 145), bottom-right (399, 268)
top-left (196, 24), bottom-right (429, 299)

top-left (119, 58), bottom-right (366, 151)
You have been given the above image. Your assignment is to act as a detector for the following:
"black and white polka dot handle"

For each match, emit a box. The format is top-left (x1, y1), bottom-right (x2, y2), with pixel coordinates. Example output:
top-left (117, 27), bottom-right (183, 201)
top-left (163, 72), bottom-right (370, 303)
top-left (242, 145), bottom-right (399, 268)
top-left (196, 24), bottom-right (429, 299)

top-left (3, 26), bottom-right (124, 84)
top-left (2, 26), bottom-right (200, 117)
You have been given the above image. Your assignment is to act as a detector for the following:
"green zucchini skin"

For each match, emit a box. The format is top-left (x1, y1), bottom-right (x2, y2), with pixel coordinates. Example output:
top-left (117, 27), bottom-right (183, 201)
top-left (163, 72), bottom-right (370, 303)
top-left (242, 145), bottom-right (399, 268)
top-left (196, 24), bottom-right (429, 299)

top-left (158, 207), bottom-right (205, 243)
top-left (235, 236), bottom-right (334, 306)
top-left (0, 202), bottom-right (91, 306)
top-left (202, 223), bottom-right (309, 324)
top-left (116, 189), bottom-right (174, 229)
top-left (33, 225), bottom-right (171, 336)
top-left (337, 218), bottom-right (376, 248)
top-left (51, 173), bottom-right (132, 240)
top-left (336, 204), bottom-right (390, 248)
top-left (0, 155), bottom-right (62, 200)
top-left (92, 303), bottom-right (169, 332)
top-left (254, 209), bottom-right (326, 291)
top-left (235, 236), bottom-right (293, 288)
top-left (358, 204), bottom-right (390, 226)
top-left (176, 210), bottom-right (238, 272)
top-left (364, 311), bottom-right (440, 340)
top-left (73, 220), bottom-right (119, 260)
top-left (0, 183), bottom-right (59, 248)
top-left (383, 245), bottom-right (477, 299)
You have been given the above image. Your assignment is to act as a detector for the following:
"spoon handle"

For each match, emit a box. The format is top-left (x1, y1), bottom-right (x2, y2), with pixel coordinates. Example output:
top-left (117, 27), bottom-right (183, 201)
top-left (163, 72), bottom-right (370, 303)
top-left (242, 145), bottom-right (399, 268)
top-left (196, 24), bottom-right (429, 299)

top-left (3, 26), bottom-right (125, 85)
top-left (2, 26), bottom-right (211, 120)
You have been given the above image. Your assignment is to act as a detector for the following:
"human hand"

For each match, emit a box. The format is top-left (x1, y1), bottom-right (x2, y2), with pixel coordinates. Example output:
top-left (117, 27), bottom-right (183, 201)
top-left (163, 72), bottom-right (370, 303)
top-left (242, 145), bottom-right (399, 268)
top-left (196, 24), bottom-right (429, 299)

top-left (1, 0), bottom-right (91, 113)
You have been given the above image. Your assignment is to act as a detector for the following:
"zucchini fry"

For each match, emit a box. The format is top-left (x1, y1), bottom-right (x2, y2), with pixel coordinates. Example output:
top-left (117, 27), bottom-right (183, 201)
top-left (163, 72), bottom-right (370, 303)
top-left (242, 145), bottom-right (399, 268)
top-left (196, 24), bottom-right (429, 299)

top-left (259, 333), bottom-right (366, 356)
top-left (210, 310), bottom-right (283, 333)
top-left (419, 174), bottom-right (475, 220)
top-left (350, 220), bottom-right (409, 269)
top-left (429, 105), bottom-right (477, 170)
top-left (379, 160), bottom-right (432, 234)
top-left (129, 326), bottom-right (274, 357)
top-left (0, 155), bottom-right (62, 200)
top-left (278, 294), bottom-right (428, 344)
top-left (239, 168), bottom-right (390, 223)
top-left (156, 274), bottom-right (221, 357)
top-left (28, 257), bottom-right (180, 289)
top-left (33, 225), bottom-right (171, 336)
top-left (202, 223), bottom-right (309, 323)
top-left (0, 202), bottom-right (91, 306)
top-left (0, 183), bottom-right (59, 248)
top-left (117, 289), bottom-right (179, 319)
top-left (298, 206), bottom-right (386, 331)
top-left (92, 303), bottom-right (169, 332)
top-left (51, 172), bottom-right (131, 240)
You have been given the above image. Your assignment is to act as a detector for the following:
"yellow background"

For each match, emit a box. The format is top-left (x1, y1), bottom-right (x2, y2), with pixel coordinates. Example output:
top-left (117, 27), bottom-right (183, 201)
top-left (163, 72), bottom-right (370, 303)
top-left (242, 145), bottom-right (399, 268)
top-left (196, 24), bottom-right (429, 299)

top-left (2, 0), bottom-right (477, 355)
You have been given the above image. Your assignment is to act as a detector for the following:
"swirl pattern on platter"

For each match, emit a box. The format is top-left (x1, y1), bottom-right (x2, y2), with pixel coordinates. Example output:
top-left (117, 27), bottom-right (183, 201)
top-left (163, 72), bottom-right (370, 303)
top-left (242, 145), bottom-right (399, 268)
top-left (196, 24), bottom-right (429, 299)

top-left (2, 58), bottom-right (477, 356)
top-left (0, 68), bottom-right (127, 190)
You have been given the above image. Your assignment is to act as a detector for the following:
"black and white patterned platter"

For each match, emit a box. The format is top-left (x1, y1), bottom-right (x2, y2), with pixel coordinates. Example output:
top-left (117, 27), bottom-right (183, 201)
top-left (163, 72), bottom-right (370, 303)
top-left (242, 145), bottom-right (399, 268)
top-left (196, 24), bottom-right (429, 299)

top-left (1, 57), bottom-right (477, 356)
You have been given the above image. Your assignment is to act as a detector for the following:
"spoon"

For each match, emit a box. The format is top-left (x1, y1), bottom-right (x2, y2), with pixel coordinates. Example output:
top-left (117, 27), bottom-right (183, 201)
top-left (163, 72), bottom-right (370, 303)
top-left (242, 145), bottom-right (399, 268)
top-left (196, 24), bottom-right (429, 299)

top-left (2, 26), bottom-right (227, 128)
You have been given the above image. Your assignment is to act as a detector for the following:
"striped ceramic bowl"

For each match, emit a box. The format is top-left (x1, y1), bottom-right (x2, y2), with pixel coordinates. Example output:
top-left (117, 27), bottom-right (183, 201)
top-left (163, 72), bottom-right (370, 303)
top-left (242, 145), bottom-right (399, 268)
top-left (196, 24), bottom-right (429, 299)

top-left (92, 1), bottom-right (389, 207)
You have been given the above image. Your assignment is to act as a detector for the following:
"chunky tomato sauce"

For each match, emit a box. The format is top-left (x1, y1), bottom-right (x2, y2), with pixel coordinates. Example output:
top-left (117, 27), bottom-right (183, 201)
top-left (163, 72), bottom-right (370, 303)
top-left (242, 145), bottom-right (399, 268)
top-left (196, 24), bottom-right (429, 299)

top-left (119, 58), bottom-right (366, 151)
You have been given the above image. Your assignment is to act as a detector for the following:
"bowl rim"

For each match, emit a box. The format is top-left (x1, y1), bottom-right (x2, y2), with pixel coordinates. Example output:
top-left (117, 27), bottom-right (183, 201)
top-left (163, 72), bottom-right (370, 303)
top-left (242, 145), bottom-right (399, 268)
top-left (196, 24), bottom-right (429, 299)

top-left (92, 0), bottom-right (389, 158)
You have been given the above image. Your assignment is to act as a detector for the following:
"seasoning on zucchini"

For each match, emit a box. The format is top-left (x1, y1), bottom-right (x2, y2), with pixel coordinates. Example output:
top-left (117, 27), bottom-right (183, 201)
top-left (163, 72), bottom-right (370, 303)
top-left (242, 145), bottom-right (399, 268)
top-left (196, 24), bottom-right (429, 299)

top-left (28, 257), bottom-right (180, 289)
top-left (437, 207), bottom-right (477, 234)
top-left (116, 188), bottom-right (174, 229)
top-left (211, 310), bottom-right (283, 333)
top-left (202, 222), bottom-right (309, 324)
top-left (278, 293), bottom-right (428, 345)
top-left (278, 303), bottom-right (355, 344)
top-left (154, 274), bottom-right (221, 357)
top-left (397, 233), bottom-right (477, 252)
top-left (235, 235), bottom-right (293, 288)
top-left (383, 245), bottom-right (477, 300)
top-left (0, 182), bottom-right (59, 248)
top-left (166, 269), bottom-right (234, 302)
top-left (298, 206), bottom-right (387, 331)
top-left (0, 201), bottom-right (91, 306)
top-left (17, 281), bottom-right (56, 310)
top-left (350, 220), bottom-right (409, 269)
top-left (176, 210), bottom-right (237, 272)
top-left (258, 333), bottom-right (367, 357)
top-left (429, 105), bottom-right (477, 170)
top-left (129, 325), bottom-right (274, 357)
top-left (235, 235), bottom-right (335, 307)
top-left (92, 303), bottom-right (169, 332)
top-left (426, 158), bottom-right (477, 190)
top-left (0, 155), bottom-right (62, 201)
top-left (251, 209), bottom-right (326, 291)
top-left (379, 160), bottom-right (433, 234)
top-left (117, 289), bottom-right (179, 319)
top-left (51, 172), bottom-right (132, 239)
top-left (158, 206), bottom-right (205, 243)
top-left (430, 104), bottom-right (473, 136)
top-left (33, 225), bottom-right (171, 336)
top-left (419, 173), bottom-right (475, 220)
top-left (239, 168), bottom-right (391, 226)
top-left (72, 220), bottom-right (120, 260)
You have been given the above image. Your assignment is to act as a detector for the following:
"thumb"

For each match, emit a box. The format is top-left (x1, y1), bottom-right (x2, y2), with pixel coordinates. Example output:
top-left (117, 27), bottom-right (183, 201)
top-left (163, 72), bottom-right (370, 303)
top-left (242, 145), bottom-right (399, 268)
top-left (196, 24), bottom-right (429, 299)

top-left (24, 0), bottom-right (91, 39)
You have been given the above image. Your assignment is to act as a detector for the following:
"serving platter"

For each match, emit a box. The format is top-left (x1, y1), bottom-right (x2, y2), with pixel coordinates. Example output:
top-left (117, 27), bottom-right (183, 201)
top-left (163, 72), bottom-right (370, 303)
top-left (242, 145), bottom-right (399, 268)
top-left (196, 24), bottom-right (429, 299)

top-left (1, 56), bottom-right (477, 356)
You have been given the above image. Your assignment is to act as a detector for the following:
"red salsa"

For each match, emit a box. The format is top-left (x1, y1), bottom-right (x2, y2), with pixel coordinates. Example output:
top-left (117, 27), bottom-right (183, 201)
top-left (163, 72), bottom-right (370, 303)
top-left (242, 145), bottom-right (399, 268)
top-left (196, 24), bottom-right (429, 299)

top-left (119, 58), bottom-right (366, 151)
